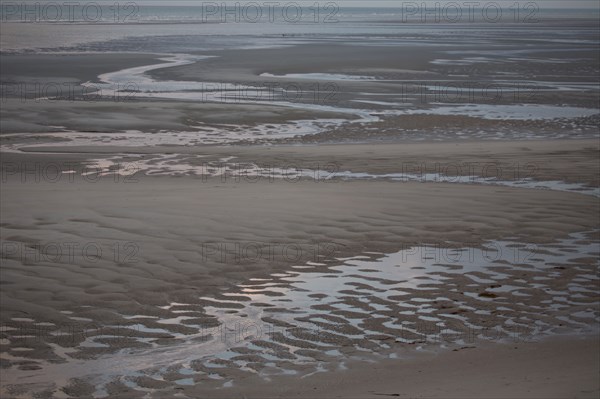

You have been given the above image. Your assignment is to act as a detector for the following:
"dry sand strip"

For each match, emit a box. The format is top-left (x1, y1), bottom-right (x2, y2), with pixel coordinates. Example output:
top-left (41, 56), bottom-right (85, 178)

top-left (176, 336), bottom-right (599, 399)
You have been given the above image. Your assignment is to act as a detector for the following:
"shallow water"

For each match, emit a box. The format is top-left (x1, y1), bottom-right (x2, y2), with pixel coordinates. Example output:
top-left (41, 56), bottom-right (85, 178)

top-left (57, 154), bottom-right (600, 197)
top-left (1, 231), bottom-right (598, 397)
top-left (79, 52), bottom-right (599, 127)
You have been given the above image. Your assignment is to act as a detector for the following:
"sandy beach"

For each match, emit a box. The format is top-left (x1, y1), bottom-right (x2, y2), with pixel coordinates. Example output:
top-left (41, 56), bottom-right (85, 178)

top-left (1, 4), bottom-right (599, 398)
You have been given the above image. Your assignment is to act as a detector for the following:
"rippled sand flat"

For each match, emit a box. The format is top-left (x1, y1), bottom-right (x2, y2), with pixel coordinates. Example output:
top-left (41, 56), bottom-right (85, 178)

top-left (1, 139), bottom-right (599, 397)
top-left (1, 7), bottom-right (599, 399)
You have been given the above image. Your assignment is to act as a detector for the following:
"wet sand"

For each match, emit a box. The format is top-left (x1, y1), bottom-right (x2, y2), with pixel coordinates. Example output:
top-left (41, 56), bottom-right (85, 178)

top-left (2, 37), bottom-right (599, 139)
top-left (1, 53), bottom-right (164, 84)
top-left (1, 16), bottom-right (599, 398)
top-left (1, 139), bottom-right (599, 398)
top-left (181, 336), bottom-right (600, 399)
top-left (2, 169), bottom-right (598, 321)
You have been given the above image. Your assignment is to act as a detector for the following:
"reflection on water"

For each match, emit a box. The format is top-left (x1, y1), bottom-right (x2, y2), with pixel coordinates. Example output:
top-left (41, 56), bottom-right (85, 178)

top-left (1, 231), bottom-right (598, 397)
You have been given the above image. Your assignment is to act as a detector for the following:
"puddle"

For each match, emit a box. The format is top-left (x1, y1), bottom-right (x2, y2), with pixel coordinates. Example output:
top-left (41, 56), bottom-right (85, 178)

top-left (174, 378), bottom-right (194, 386)
top-left (260, 72), bottom-right (378, 81)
